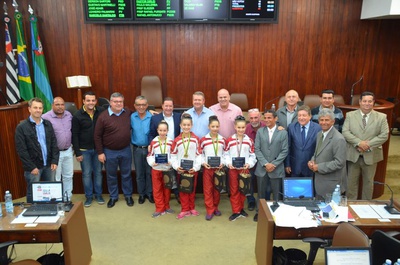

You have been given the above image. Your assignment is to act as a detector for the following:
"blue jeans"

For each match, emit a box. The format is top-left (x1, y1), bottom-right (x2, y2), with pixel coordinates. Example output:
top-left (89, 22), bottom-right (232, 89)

top-left (132, 146), bottom-right (152, 197)
top-left (104, 146), bottom-right (133, 199)
top-left (24, 166), bottom-right (54, 202)
top-left (80, 149), bottom-right (103, 198)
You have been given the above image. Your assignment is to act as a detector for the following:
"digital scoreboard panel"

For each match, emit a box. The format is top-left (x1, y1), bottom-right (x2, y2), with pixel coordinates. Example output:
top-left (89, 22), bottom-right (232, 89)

top-left (83, 0), bottom-right (279, 23)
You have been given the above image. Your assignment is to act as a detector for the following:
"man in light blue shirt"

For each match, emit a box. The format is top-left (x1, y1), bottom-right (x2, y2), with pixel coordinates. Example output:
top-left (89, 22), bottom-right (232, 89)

top-left (131, 95), bottom-right (154, 204)
top-left (185, 91), bottom-right (215, 139)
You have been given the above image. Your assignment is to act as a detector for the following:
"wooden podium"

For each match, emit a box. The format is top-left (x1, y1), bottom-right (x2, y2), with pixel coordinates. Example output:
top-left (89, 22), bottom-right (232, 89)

top-left (0, 102), bottom-right (29, 201)
top-left (337, 99), bottom-right (395, 198)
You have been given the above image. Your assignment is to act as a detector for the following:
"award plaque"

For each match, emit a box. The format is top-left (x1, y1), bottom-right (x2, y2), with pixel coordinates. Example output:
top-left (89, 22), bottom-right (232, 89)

top-left (207, 156), bottom-right (221, 168)
top-left (155, 154), bottom-right (168, 164)
top-left (232, 157), bottom-right (245, 168)
top-left (180, 159), bottom-right (194, 171)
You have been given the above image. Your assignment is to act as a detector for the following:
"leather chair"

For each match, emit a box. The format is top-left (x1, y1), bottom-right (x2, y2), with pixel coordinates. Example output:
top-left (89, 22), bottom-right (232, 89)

top-left (303, 222), bottom-right (369, 265)
top-left (97, 97), bottom-right (110, 108)
top-left (371, 230), bottom-right (400, 265)
top-left (351, 94), bottom-right (360, 106)
top-left (64, 102), bottom-right (78, 115)
top-left (0, 241), bottom-right (40, 265)
top-left (230, 93), bottom-right (249, 111)
top-left (334, 95), bottom-right (345, 105)
top-left (303, 95), bottom-right (321, 109)
top-left (141, 75), bottom-right (163, 109)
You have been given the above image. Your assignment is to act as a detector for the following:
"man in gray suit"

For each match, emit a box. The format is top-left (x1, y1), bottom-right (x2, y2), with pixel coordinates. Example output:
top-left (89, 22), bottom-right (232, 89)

top-left (276, 89), bottom-right (300, 129)
top-left (342, 92), bottom-right (389, 200)
top-left (308, 109), bottom-right (347, 199)
top-left (254, 110), bottom-right (288, 221)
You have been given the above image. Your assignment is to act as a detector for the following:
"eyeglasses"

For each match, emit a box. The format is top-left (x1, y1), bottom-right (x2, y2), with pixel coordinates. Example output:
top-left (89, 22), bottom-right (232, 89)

top-left (248, 108), bottom-right (259, 113)
top-left (235, 115), bottom-right (246, 121)
top-left (111, 100), bottom-right (123, 104)
top-left (135, 104), bottom-right (147, 107)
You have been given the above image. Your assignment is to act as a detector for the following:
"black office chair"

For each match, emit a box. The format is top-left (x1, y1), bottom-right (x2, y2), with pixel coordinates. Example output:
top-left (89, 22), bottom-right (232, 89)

top-left (303, 222), bottom-right (370, 265)
top-left (64, 102), bottom-right (78, 115)
top-left (97, 97), bottom-right (110, 108)
top-left (371, 230), bottom-right (400, 265)
top-left (0, 241), bottom-right (40, 265)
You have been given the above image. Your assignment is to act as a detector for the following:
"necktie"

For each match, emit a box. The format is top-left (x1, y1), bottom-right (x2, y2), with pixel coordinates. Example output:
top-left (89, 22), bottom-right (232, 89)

top-left (362, 114), bottom-right (367, 128)
top-left (315, 133), bottom-right (324, 154)
top-left (301, 126), bottom-right (306, 145)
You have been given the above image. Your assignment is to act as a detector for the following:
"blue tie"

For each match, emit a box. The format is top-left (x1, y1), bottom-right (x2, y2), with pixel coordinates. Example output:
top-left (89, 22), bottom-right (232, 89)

top-left (301, 126), bottom-right (306, 145)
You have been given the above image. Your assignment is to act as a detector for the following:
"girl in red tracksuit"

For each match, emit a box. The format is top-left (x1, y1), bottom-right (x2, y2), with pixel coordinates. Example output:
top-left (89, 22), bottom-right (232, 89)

top-left (147, 120), bottom-right (174, 218)
top-left (200, 115), bottom-right (226, 221)
top-left (225, 115), bottom-right (257, 222)
top-left (170, 113), bottom-right (202, 220)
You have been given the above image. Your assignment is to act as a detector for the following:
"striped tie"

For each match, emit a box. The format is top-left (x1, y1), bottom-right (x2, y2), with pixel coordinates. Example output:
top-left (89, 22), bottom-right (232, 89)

top-left (362, 114), bottom-right (367, 128)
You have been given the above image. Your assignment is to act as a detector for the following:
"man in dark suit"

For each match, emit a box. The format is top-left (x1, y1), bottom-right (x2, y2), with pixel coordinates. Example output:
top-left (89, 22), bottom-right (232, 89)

top-left (254, 110), bottom-right (288, 221)
top-left (148, 97), bottom-right (181, 142)
top-left (308, 109), bottom-right (347, 199)
top-left (342, 91), bottom-right (389, 200)
top-left (285, 105), bottom-right (321, 177)
top-left (148, 97), bottom-right (181, 203)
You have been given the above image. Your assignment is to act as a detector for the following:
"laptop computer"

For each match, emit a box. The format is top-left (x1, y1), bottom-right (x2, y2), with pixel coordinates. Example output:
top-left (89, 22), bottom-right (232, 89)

top-left (282, 177), bottom-right (320, 212)
top-left (325, 247), bottom-right (372, 265)
top-left (23, 181), bottom-right (64, 216)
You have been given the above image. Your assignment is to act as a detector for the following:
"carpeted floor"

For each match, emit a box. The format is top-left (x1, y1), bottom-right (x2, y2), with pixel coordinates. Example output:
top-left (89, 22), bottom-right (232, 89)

top-left (8, 136), bottom-right (400, 265)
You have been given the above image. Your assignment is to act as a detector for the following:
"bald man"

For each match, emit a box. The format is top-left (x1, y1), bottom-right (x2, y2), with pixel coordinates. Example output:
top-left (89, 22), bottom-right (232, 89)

top-left (42, 97), bottom-right (74, 200)
top-left (276, 90), bottom-right (300, 129)
top-left (210, 89), bottom-right (243, 138)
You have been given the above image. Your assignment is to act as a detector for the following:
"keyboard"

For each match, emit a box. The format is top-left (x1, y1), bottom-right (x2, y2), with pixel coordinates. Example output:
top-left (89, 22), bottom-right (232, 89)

top-left (284, 201), bottom-right (320, 212)
top-left (22, 204), bottom-right (58, 216)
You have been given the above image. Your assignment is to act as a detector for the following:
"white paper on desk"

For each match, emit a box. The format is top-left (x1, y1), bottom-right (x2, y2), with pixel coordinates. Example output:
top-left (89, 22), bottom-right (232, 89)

top-left (11, 210), bottom-right (38, 224)
top-left (350, 204), bottom-right (381, 219)
top-left (370, 205), bottom-right (400, 219)
top-left (35, 215), bottom-right (60, 223)
top-left (324, 206), bottom-right (349, 223)
top-left (271, 203), bottom-right (318, 229)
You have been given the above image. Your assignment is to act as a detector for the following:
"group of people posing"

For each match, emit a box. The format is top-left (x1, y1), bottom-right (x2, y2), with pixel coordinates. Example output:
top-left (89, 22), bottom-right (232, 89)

top-left (14, 88), bottom-right (389, 222)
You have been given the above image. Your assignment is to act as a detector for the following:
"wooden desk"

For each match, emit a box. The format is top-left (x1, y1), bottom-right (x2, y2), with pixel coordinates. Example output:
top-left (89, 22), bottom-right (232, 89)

top-left (0, 202), bottom-right (92, 265)
top-left (255, 199), bottom-right (400, 265)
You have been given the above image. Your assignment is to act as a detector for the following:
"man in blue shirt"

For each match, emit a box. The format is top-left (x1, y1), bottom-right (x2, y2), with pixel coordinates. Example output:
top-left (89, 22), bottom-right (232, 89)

top-left (185, 91), bottom-right (215, 139)
top-left (131, 95), bottom-right (154, 204)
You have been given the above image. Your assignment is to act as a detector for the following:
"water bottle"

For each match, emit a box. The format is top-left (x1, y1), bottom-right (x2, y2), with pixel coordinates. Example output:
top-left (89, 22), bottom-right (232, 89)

top-left (383, 259), bottom-right (392, 265)
top-left (336, 184), bottom-right (341, 195)
top-left (393, 258), bottom-right (400, 265)
top-left (271, 104), bottom-right (276, 111)
top-left (5, 190), bottom-right (13, 214)
top-left (332, 187), bottom-right (340, 205)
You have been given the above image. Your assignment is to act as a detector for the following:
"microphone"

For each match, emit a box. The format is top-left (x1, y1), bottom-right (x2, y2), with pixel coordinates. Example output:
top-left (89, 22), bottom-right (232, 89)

top-left (63, 191), bottom-right (73, 212)
top-left (350, 75), bottom-right (363, 104)
top-left (374, 181), bottom-right (400, 215)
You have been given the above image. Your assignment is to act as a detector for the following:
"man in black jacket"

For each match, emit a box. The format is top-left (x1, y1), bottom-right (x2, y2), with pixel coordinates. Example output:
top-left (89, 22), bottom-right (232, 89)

top-left (72, 91), bottom-right (105, 207)
top-left (15, 97), bottom-right (59, 200)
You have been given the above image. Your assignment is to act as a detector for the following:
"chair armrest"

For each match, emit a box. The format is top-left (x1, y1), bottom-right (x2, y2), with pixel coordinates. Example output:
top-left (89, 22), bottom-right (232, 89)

top-left (302, 237), bottom-right (327, 244)
top-left (0, 241), bottom-right (18, 249)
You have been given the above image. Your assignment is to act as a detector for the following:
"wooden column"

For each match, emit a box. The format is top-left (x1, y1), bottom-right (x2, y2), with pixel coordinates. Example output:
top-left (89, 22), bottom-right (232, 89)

top-left (0, 102), bottom-right (29, 200)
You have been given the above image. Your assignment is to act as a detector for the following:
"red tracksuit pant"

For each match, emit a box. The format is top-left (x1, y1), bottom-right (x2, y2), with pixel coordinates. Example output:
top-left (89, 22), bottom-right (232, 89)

top-left (203, 168), bottom-right (221, 215)
top-left (229, 169), bottom-right (245, 214)
top-left (177, 172), bottom-right (198, 212)
top-left (152, 169), bottom-right (171, 212)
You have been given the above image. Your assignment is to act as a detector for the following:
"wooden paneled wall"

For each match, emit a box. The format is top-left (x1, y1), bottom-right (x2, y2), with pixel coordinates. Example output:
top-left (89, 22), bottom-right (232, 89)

top-left (0, 0), bottom-right (399, 109)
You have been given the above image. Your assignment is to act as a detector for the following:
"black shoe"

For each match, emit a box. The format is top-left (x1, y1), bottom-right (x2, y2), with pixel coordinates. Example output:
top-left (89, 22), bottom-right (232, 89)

top-left (147, 195), bottom-right (155, 204)
top-left (125, 196), bottom-right (134, 207)
top-left (107, 198), bottom-right (118, 208)
top-left (229, 213), bottom-right (241, 221)
top-left (138, 195), bottom-right (145, 204)
top-left (253, 213), bottom-right (258, 222)
top-left (240, 209), bottom-right (249, 217)
top-left (248, 201), bottom-right (256, 211)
